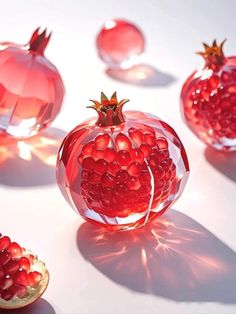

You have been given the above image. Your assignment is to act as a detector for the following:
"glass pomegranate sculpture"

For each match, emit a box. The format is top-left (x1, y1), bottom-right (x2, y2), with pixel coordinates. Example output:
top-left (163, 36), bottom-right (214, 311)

top-left (0, 28), bottom-right (64, 138)
top-left (181, 40), bottom-right (236, 151)
top-left (96, 19), bottom-right (145, 69)
top-left (57, 93), bottom-right (189, 231)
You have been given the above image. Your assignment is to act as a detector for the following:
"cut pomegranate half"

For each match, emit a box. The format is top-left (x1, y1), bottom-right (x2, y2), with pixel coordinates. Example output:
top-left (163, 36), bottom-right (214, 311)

top-left (0, 233), bottom-right (49, 310)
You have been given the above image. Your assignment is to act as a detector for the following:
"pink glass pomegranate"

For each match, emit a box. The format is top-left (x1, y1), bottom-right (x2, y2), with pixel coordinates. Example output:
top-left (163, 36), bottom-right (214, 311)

top-left (96, 19), bottom-right (145, 69)
top-left (57, 93), bottom-right (189, 231)
top-left (181, 40), bottom-right (236, 151)
top-left (0, 28), bottom-right (64, 138)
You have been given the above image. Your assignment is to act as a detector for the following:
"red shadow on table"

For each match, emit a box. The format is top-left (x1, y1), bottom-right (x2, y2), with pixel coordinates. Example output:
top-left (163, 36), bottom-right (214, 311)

top-left (205, 147), bottom-right (236, 182)
top-left (1, 298), bottom-right (56, 314)
top-left (0, 127), bottom-right (66, 187)
top-left (77, 209), bottom-right (236, 303)
top-left (106, 64), bottom-right (176, 87)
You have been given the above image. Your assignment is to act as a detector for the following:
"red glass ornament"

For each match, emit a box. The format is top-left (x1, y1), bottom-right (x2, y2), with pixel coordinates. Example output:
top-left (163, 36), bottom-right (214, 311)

top-left (57, 93), bottom-right (189, 231)
top-left (181, 40), bottom-right (236, 151)
top-left (0, 28), bottom-right (65, 138)
top-left (96, 19), bottom-right (145, 69)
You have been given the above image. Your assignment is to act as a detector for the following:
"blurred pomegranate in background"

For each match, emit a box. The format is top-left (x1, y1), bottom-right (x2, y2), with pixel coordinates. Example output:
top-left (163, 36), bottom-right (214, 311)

top-left (181, 40), bottom-right (236, 151)
top-left (57, 92), bottom-right (189, 231)
top-left (0, 27), bottom-right (64, 138)
top-left (96, 19), bottom-right (145, 69)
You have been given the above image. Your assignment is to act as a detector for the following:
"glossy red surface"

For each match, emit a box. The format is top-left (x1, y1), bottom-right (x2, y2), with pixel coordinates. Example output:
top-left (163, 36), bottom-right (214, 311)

top-left (96, 19), bottom-right (145, 68)
top-left (0, 28), bottom-right (64, 138)
top-left (57, 94), bottom-right (189, 231)
top-left (0, 234), bottom-right (40, 301)
top-left (181, 41), bottom-right (236, 151)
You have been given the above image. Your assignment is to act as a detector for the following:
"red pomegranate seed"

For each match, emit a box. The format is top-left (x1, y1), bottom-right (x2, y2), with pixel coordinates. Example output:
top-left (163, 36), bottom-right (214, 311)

top-left (1, 289), bottom-right (14, 301)
top-left (94, 159), bottom-right (108, 174)
top-left (0, 275), bottom-right (13, 289)
top-left (153, 165), bottom-right (165, 178)
top-left (128, 128), bottom-right (144, 145)
top-left (208, 75), bottom-right (220, 88)
top-left (88, 172), bottom-right (101, 184)
top-left (95, 134), bottom-right (110, 149)
top-left (138, 185), bottom-right (150, 196)
top-left (156, 179), bottom-right (165, 189)
top-left (0, 266), bottom-right (4, 280)
top-left (101, 186), bottom-right (113, 200)
top-left (139, 170), bottom-right (150, 185)
top-left (81, 170), bottom-right (89, 180)
top-left (117, 150), bottom-right (131, 166)
top-left (115, 133), bottom-right (132, 151)
top-left (130, 148), bottom-right (144, 163)
top-left (156, 138), bottom-right (168, 149)
top-left (82, 157), bottom-right (95, 170)
top-left (127, 190), bottom-right (138, 201)
top-left (127, 162), bottom-right (142, 176)
top-left (114, 183), bottom-right (128, 197)
top-left (27, 271), bottom-right (42, 286)
top-left (14, 268), bottom-right (28, 285)
top-left (19, 257), bottom-right (31, 271)
top-left (82, 141), bottom-right (95, 156)
top-left (139, 144), bottom-right (152, 157)
top-left (8, 242), bottom-right (22, 258)
top-left (0, 236), bottom-right (11, 250)
top-left (100, 198), bottom-right (112, 208)
top-left (3, 258), bottom-right (20, 275)
top-left (148, 154), bottom-right (159, 168)
top-left (116, 170), bottom-right (129, 183)
top-left (107, 161), bottom-right (120, 175)
top-left (104, 147), bottom-right (117, 162)
top-left (28, 254), bottom-right (35, 265)
top-left (94, 149), bottom-right (105, 160)
top-left (0, 250), bottom-right (12, 266)
top-left (127, 176), bottom-right (140, 190)
top-left (11, 284), bottom-right (27, 298)
top-left (101, 173), bottom-right (116, 187)
top-left (144, 133), bottom-right (156, 146)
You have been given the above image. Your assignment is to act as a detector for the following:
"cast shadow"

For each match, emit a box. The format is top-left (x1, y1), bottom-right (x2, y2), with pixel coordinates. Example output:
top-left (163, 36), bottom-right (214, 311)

top-left (77, 209), bottom-right (236, 303)
top-left (106, 64), bottom-right (176, 87)
top-left (204, 147), bottom-right (236, 182)
top-left (1, 298), bottom-right (56, 314)
top-left (0, 127), bottom-right (66, 187)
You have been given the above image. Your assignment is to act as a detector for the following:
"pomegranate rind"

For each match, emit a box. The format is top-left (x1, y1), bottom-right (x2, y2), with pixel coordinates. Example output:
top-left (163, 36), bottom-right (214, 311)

top-left (0, 251), bottom-right (49, 310)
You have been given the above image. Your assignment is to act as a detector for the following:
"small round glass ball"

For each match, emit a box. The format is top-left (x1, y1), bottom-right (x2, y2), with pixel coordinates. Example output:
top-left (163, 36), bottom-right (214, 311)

top-left (96, 19), bottom-right (145, 69)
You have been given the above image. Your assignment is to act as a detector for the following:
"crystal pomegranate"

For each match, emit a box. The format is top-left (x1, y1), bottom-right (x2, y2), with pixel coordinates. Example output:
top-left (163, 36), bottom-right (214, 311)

top-left (181, 40), bottom-right (236, 151)
top-left (0, 27), bottom-right (65, 138)
top-left (96, 19), bottom-right (145, 69)
top-left (57, 92), bottom-right (189, 231)
top-left (0, 233), bottom-right (49, 310)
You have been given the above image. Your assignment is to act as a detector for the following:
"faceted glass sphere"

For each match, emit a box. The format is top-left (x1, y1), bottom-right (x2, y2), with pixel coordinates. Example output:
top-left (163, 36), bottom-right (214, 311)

top-left (0, 28), bottom-right (64, 138)
top-left (57, 94), bottom-right (189, 231)
top-left (96, 19), bottom-right (145, 69)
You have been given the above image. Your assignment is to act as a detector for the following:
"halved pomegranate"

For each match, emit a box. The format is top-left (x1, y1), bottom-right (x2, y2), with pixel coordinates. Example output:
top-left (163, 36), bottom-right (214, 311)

top-left (0, 233), bottom-right (49, 310)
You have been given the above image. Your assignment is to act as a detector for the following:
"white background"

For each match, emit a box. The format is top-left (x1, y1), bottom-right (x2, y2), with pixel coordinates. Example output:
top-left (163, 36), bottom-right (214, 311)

top-left (0, 0), bottom-right (236, 313)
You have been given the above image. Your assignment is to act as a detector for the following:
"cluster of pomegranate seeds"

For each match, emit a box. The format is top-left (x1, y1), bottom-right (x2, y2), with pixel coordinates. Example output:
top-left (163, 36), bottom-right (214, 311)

top-left (185, 71), bottom-right (236, 141)
top-left (78, 128), bottom-right (176, 218)
top-left (181, 40), bottom-right (236, 150)
top-left (0, 234), bottom-right (42, 301)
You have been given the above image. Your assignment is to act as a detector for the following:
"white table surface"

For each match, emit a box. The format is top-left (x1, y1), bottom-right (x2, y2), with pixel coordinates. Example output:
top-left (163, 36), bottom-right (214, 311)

top-left (1, 0), bottom-right (236, 313)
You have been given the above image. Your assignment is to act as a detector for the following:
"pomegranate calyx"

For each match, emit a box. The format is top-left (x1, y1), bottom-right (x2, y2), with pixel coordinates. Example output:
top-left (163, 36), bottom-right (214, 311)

top-left (28, 27), bottom-right (51, 54)
top-left (88, 92), bottom-right (129, 127)
top-left (196, 39), bottom-right (226, 66)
